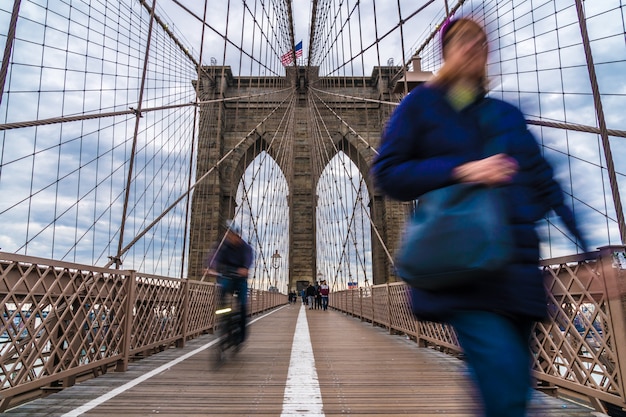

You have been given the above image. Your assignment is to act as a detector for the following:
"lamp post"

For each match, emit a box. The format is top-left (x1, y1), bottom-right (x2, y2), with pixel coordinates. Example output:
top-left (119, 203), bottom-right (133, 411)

top-left (271, 249), bottom-right (281, 292)
top-left (317, 271), bottom-right (323, 285)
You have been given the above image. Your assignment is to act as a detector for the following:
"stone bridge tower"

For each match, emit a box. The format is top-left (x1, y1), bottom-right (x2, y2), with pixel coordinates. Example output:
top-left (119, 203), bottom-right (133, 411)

top-left (187, 65), bottom-right (416, 289)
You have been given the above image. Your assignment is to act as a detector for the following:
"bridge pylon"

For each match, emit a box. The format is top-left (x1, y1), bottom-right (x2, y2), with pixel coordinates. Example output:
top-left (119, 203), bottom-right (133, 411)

top-left (188, 65), bottom-right (413, 288)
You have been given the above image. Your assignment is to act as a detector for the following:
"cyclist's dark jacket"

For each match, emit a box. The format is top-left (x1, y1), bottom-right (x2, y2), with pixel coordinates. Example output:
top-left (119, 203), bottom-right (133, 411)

top-left (210, 239), bottom-right (254, 276)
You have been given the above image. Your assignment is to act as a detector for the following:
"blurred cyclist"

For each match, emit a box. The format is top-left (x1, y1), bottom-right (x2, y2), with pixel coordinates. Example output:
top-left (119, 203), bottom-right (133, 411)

top-left (206, 220), bottom-right (254, 345)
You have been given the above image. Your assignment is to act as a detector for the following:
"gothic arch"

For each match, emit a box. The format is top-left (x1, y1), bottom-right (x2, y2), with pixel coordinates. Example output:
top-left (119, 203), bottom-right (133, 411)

top-left (227, 131), bottom-right (288, 201)
top-left (316, 131), bottom-right (377, 197)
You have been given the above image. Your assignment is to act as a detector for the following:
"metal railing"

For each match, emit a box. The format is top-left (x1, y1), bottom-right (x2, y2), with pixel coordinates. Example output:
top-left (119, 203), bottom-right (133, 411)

top-left (0, 252), bottom-right (285, 411)
top-left (330, 246), bottom-right (626, 414)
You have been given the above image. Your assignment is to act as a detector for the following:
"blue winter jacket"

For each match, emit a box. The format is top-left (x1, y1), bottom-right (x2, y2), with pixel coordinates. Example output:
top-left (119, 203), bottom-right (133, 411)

top-left (371, 85), bottom-right (585, 321)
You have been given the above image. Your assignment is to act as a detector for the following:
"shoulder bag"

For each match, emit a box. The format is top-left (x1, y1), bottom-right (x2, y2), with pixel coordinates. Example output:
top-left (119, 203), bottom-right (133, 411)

top-left (395, 103), bottom-right (513, 291)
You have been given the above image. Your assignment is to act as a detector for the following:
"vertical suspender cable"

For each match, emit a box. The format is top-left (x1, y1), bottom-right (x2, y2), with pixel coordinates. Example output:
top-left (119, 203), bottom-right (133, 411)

top-left (0, 0), bottom-right (22, 108)
top-left (574, 0), bottom-right (626, 244)
top-left (115, 0), bottom-right (159, 269)
top-left (179, 0), bottom-right (210, 279)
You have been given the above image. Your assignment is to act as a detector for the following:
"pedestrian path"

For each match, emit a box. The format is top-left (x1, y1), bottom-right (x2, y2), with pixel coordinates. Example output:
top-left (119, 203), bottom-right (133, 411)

top-left (5, 304), bottom-right (597, 416)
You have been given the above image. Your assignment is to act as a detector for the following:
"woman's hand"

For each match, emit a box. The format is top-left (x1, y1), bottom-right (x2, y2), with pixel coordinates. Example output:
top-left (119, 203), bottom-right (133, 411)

top-left (453, 153), bottom-right (518, 186)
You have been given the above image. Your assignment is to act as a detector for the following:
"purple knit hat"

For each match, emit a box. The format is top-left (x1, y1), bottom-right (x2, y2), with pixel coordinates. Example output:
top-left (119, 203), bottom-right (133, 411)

top-left (440, 17), bottom-right (459, 50)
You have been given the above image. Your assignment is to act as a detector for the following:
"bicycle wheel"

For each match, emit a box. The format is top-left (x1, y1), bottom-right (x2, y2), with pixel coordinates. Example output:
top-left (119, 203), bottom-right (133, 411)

top-left (212, 314), bottom-right (228, 369)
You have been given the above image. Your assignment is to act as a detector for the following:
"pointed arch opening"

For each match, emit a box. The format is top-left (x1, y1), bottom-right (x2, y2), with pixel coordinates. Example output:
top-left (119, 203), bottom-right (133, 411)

top-left (316, 151), bottom-right (372, 291)
top-left (234, 151), bottom-right (289, 292)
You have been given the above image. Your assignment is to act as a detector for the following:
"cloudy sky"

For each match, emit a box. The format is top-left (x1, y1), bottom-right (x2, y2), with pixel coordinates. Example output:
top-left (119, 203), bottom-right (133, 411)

top-left (0, 0), bottom-right (624, 280)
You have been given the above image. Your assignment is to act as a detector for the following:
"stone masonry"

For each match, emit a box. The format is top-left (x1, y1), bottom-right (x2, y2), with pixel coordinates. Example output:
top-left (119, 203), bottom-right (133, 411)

top-left (187, 65), bottom-right (411, 288)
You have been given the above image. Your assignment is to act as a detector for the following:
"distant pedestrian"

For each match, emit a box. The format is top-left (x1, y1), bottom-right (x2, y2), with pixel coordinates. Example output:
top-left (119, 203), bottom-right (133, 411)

top-left (314, 281), bottom-right (322, 309)
top-left (319, 280), bottom-right (329, 311)
top-left (305, 283), bottom-right (316, 309)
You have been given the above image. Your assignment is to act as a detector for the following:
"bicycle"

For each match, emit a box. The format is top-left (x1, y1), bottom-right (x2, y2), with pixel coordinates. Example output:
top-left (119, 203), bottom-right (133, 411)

top-left (212, 274), bottom-right (246, 368)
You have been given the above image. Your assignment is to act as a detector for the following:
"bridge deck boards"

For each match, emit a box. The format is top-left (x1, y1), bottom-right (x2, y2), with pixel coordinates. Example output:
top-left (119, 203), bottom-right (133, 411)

top-left (5, 304), bottom-right (595, 416)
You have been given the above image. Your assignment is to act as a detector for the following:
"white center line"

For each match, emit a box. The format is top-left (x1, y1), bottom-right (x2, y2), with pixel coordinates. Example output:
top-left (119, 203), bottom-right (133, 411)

top-left (280, 304), bottom-right (325, 417)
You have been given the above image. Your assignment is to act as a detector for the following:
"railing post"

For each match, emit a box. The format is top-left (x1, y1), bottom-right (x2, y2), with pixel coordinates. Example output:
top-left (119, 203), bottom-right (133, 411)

top-left (359, 287), bottom-right (364, 321)
top-left (116, 270), bottom-right (136, 372)
top-left (178, 278), bottom-right (189, 348)
top-left (371, 286), bottom-right (375, 326)
top-left (387, 283), bottom-right (392, 334)
top-left (350, 287), bottom-right (354, 316)
top-left (340, 290), bottom-right (344, 312)
top-left (210, 283), bottom-right (218, 332)
top-left (598, 245), bottom-right (626, 405)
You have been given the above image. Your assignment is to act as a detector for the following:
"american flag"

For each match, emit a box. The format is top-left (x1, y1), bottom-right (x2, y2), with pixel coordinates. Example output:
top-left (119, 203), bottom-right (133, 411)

top-left (281, 41), bottom-right (303, 66)
top-left (294, 41), bottom-right (303, 58)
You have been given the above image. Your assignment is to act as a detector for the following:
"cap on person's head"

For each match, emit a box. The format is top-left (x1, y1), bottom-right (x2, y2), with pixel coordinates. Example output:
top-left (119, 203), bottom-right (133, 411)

top-left (225, 219), bottom-right (241, 236)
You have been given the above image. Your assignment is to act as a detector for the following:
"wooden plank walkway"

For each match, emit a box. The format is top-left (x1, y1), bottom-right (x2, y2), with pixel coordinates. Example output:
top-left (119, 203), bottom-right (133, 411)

top-left (5, 303), bottom-right (598, 416)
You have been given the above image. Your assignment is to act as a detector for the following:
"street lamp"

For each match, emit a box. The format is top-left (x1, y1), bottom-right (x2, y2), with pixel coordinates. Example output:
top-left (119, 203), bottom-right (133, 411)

top-left (271, 249), bottom-right (281, 291)
top-left (317, 271), bottom-right (323, 284)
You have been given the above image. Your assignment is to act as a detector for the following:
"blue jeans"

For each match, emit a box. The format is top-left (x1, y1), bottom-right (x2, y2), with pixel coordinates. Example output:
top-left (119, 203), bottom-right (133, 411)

top-left (448, 311), bottom-right (534, 417)
top-left (217, 276), bottom-right (248, 343)
top-left (321, 296), bottom-right (328, 310)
